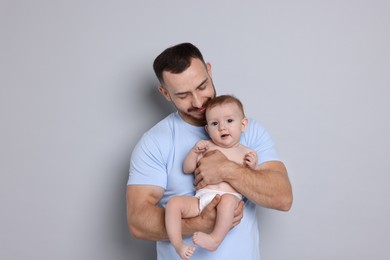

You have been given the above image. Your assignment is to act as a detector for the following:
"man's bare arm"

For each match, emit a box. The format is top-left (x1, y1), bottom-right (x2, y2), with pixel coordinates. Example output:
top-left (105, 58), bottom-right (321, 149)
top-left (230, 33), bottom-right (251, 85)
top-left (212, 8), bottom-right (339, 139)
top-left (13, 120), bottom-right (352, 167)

top-left (126, 185), bottom-right (243, 240)
top-left (194, 150), bottom-right (293, 211)
top-left (126, 185), bottom-right (167, 240)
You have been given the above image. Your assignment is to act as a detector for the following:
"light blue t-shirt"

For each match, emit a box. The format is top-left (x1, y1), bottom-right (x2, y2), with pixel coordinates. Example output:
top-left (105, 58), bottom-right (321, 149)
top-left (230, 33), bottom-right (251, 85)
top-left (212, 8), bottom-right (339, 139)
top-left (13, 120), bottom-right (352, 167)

top-left (128, 112), bottom-right (279, 260)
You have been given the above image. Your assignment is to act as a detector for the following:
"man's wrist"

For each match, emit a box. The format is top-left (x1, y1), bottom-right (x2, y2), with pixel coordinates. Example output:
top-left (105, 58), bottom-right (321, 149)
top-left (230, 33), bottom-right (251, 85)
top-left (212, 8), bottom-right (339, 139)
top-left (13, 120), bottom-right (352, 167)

top-left (182, 216), bottom-right (197, 236)
top-left (182, 214), bottom-right (212, 236)
top-left (222, 160), bottom-right (243, 182)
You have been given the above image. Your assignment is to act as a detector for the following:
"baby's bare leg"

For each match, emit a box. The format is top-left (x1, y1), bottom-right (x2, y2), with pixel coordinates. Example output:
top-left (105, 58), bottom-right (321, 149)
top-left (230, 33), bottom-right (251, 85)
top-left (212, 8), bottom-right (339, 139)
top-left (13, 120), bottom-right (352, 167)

top-left (193, 194), bottom-right (240, 251)
top-left (165, 196), bottom-right (199, 259)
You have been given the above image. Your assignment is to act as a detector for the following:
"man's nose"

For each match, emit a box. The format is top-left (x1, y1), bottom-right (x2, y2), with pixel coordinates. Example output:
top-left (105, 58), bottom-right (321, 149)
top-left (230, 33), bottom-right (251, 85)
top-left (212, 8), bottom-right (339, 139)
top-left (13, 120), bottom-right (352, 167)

top-left (191, 94), bottom-right (202, 108)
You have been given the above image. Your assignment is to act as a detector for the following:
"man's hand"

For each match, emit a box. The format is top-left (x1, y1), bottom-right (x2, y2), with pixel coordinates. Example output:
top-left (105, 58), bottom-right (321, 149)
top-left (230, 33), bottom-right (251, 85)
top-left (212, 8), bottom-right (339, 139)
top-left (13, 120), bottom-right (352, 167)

top-left (190, 194), bottom-right (244, 234)
top-left (194, 150), bottom-right (234, 190)
top-left (232, 200), bottom-right (245, 228)
top-left (195, 194), bottom-right (220, 233)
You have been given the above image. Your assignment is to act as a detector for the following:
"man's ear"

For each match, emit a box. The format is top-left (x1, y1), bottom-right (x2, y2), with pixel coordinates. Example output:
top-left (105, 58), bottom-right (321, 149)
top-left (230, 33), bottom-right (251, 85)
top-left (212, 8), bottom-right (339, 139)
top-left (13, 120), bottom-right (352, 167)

top-left (241, 117), bottom-right (248, 132)
top-left (158, 86), bottom-right (171, 101)
top-left (206, 62), bottom-right (212, 78)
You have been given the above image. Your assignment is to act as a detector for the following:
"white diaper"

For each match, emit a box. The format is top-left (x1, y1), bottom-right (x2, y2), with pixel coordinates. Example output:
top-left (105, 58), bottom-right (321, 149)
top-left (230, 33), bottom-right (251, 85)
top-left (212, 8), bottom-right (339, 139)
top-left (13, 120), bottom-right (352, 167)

top-left (195, 188), bottom-right (243, 212)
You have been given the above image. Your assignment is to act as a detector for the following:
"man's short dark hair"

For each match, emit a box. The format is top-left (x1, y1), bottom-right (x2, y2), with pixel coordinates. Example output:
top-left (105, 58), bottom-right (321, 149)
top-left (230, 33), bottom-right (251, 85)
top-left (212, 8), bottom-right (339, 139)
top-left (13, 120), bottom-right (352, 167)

top-left (153, 43), bottom-right (206, 85)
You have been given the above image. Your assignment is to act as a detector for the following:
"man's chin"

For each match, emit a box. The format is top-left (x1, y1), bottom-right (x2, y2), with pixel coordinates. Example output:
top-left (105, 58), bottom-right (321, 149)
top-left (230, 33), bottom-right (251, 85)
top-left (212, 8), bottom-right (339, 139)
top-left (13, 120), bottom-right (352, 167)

top-left (191, 112), bottom-right (206, 121)
top-left (180, 112), bottom-right (206, 126)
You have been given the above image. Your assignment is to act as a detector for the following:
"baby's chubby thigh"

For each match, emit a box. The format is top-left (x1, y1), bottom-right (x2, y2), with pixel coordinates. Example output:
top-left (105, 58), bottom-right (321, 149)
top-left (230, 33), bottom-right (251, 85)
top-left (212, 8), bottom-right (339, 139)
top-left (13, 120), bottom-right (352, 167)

top-left (166, 196), bottom-right (201, 218)
top-left (217, 193), bottom-right (241, 212)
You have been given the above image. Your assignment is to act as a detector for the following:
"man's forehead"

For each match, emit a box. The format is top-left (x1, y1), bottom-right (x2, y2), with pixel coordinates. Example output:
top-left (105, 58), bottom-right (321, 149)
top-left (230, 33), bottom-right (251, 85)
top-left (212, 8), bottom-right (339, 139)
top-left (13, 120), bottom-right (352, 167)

top-left (163, 72), bottom-right (208, 94)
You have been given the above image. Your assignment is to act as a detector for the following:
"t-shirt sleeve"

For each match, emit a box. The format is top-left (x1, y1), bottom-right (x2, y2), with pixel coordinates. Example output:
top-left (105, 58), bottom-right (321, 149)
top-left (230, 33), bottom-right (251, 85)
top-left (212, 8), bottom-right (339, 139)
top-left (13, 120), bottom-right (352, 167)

top-left (243, 119), bottom-right (280, 164)
top-left (127, 132), bottom-right (168, 189)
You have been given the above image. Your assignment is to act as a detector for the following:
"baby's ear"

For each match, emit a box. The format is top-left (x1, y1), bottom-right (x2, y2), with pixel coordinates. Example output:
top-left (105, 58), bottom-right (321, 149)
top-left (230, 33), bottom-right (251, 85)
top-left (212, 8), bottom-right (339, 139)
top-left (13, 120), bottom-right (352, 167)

top-left (205, 124), bottom-right (209, 133)
top-left (241, 117), bottom-right (248, 132)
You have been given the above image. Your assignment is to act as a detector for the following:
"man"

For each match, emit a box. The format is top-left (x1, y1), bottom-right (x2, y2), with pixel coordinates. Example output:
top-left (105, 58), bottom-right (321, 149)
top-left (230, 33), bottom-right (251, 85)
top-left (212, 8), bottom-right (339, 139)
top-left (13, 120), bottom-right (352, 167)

top-left (127, 43), bottom-right (292, 259)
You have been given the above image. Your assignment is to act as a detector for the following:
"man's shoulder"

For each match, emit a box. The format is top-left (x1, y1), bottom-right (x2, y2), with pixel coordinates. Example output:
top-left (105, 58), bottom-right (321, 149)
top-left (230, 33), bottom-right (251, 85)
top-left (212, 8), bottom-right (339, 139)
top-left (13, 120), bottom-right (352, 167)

top-left (141, 111), bottom-right (195, 149)
top-left (132, 113), bottom-right (178, 162)
top-left (146, 112), bottom-right (178, 136)
top-left (247, 117), bottom-right (263, 128)
top-left (244, 118), bottom-right (266, 136)
top-left (241, 118), bottom-right (273, 148)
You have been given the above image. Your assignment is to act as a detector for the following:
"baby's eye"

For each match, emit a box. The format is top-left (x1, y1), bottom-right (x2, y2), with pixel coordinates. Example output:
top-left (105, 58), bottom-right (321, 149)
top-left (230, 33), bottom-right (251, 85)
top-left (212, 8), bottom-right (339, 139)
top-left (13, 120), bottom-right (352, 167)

top-left (227, 119), bottom-right (234, 123)
top-left (210, 122), bottom-right (218, 126)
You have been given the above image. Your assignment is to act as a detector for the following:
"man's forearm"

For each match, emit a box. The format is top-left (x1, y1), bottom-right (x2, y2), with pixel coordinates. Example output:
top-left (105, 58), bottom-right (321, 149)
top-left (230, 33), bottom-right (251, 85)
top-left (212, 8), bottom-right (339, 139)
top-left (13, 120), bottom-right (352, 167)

top-left (127, 199), bottom-right (212, 241)
top-left (127, 203), bottom-right (169, 241)
top-left (223, 160), bottom-right (293, 211)
top-left (182, 213), bottom-right (214, 236)
top-left (182, 216), bottom-right (202, 236)
top-left (129, 207), bottom-right (215, 241)
top-left (128, 209), bottom-right (202, 241)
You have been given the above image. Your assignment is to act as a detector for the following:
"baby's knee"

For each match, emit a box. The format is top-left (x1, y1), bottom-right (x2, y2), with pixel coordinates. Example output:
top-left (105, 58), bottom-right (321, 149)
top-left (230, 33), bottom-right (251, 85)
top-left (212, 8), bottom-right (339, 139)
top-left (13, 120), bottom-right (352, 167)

top-left (219, 194), bottom-right (240, 208)
top-left (166, 196), bottom-right (183, 210)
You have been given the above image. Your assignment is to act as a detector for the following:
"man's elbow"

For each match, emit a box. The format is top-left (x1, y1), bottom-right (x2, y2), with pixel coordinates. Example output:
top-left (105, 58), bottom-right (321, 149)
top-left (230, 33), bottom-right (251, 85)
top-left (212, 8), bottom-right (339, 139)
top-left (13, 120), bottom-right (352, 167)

top-left (277, 192), bottom-right (293, 211)
top-left (128, 221), bottom-right (146, 240)
top-left (127, 212), bottom-right (146, 239)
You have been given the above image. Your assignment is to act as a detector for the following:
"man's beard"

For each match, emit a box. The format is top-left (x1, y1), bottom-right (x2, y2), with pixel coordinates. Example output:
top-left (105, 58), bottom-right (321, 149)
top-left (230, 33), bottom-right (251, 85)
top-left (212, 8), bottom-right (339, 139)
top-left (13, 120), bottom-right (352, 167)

top-left (179, 106), bottom-right (207, 126)
top-left (176, 81), bottom-right (216, 126)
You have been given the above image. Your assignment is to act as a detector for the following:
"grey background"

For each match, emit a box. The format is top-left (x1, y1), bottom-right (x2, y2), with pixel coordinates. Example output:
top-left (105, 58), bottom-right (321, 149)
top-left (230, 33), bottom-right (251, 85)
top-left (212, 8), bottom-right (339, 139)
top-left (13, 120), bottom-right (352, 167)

top-left (1, 1), bottom-right (389, 259)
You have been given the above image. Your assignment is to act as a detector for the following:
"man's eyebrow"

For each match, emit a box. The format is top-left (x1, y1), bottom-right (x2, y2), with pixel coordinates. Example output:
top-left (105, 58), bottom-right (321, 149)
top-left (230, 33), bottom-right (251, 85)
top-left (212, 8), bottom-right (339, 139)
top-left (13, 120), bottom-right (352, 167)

top-left (196, 78), bottom-right (208, 88)
top-left (174, 90), bottom-right (189, 96)
top-left (174, 78), bottom-right (208, 96)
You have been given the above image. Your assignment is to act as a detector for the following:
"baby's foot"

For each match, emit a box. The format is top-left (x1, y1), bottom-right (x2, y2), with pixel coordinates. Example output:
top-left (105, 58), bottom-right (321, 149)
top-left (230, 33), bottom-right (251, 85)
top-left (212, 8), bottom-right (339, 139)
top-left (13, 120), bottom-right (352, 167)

top-left (192, 232), bottom-right (220, 252)
top-left (175, 244), bottom-right (195, 259)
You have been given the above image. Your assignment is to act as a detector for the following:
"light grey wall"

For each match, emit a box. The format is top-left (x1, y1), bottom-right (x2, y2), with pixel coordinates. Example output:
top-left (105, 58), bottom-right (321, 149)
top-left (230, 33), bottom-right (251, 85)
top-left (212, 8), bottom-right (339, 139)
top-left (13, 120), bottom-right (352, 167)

top-left (1, 1), bottom-right (389, 259)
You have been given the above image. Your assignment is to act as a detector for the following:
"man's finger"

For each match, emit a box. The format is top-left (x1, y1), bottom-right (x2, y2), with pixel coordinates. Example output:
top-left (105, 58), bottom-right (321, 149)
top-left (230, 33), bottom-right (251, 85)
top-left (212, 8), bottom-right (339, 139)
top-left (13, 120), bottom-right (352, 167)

top-left (205, 194), bottom-right (221, 211)
top-left (234, 200), bottom-right (245, 216)
top-left (232, 200), bottom-right (245, 227)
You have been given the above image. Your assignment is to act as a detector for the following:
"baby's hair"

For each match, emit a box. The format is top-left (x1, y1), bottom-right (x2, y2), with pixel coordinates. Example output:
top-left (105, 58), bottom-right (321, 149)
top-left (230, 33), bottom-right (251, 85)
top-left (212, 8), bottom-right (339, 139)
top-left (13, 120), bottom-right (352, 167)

top-left (205, 95), bottom-right (245, 118)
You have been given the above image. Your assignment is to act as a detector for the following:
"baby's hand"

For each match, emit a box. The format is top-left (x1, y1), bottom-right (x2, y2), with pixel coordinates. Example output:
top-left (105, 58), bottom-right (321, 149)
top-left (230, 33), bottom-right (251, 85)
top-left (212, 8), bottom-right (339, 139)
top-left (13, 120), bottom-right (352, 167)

top-left (244, 151), bottom-right (258, 169)
top-left (193, 140), bottom-right (210, 154)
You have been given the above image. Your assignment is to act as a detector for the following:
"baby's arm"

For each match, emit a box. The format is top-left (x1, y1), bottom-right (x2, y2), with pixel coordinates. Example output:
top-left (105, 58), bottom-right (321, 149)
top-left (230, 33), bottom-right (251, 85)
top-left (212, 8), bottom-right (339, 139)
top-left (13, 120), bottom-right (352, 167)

top-left (183, 140), bottom-right (210, 174)
top-left (244, 150), bottom-right (258, 169)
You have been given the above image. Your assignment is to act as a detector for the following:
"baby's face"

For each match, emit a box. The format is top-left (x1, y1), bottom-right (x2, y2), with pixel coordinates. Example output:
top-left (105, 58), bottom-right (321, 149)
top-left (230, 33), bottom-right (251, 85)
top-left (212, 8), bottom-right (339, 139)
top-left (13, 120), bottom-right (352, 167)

top-left (205, 103), bottom-right (246, 148)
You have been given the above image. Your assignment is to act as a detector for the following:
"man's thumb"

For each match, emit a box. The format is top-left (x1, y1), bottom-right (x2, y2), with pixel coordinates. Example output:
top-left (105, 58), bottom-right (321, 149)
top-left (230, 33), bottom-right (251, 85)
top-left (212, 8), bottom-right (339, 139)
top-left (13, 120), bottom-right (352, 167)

top-left (207, 194), bottom-right (221, 209)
